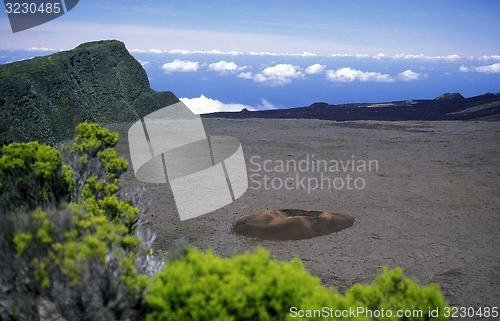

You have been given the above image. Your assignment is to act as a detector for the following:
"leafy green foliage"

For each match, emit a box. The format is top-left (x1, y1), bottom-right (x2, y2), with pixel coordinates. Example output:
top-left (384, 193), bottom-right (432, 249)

top-left (0, 40), bottom-right (179, 146)
top-left (146, 247), bottom-right (351, 321)
top-left (71, 122), bottom-right (119, 155)
top-left (0, 123), bottom-right (150, 321)
top-left (346, 266), bottom-right (450, 321)
top-left (67, 122), bottom-right (138, 233)
top-left (0, 141), bottom-right (74, 210)
top-left (146, 248), bottom-right (450, 321)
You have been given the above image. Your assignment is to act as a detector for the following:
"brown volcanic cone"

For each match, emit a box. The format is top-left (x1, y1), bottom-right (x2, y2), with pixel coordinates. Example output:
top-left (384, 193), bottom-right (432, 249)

top-left (233, 209), bottom-right (354, 240)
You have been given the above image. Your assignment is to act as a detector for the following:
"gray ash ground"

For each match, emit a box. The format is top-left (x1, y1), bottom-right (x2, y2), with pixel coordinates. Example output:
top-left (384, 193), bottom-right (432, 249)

top-left (112, 119), bottom-right (500, 314)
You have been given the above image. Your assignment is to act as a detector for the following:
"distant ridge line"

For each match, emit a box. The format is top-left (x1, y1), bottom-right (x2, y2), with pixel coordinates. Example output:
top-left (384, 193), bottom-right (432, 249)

top-left (203, 93), bottom-right (500, 121)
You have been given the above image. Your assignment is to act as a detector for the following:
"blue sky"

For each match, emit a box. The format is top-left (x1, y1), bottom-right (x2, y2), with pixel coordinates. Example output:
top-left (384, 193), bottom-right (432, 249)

top-left (1, 1), bottom-right (499, 113)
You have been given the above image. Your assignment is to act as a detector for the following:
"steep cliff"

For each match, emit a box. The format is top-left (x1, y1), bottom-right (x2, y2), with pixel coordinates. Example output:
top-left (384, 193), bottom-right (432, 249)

top-left (0, 40), bottom-right (178, 145)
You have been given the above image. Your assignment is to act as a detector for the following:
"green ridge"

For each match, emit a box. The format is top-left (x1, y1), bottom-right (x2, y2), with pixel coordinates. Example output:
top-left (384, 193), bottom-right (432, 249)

top-left (0, 40), bottom-right (178, 146)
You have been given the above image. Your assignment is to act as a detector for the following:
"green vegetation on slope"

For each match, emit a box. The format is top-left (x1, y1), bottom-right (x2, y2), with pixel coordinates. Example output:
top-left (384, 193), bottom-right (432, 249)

top-left (0, 122), bottom-right (150, 320)
top-left (0, 40), bottom-right (178, 146)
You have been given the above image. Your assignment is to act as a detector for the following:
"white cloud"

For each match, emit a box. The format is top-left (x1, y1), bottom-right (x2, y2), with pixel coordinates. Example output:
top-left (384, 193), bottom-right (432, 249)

top-left (248, 51), bottom-right (317, 57)
top-left (180, 96), bottom-right (279, 114)
top-left (381, 53), bottom-right (463, 61)
top-left (28, 46), bottom-right (60, 51)
top-left (459, 62), bottom-right (500, 73)
top-left (208, 60), bottom-right (243, 73)
top-left (437, 55), bottom-right (466, 61)
top-left (226, 51), bottom-right (244, 56)
top-left (398, 69), bottom-right (426, 81)
top-left (253, 64), bottom-right (303, 86)
top-left (162, 59), bottom-right (199, 73)
top-left (478, 55), bottom-right (500, 61)
top-left (393, 53), bottom-right (427, 60)
top-left (162, 49), bottom-right (244, 55)
top-left (249, 51), bottom-right (281, 56)
top-left (373, 53), bottom-right (387, 59)
top-left (166, 49), bottom-right (191, 55)
top-left (180, 95), bottom-right (256, 114)
top-left (475, 63), bottom-right (500, 73)
top-left (304, 64), bottom-right (326, 75)
top-left (326, 67), bottom-right (393, 83)
top-left (299, 51), bottom-right (317, 57)
top-left (129, 47), bottom-right (485, 62)
top-left (436, 54), bottom-right (461, 61)
top-left (237, 71), bottom-right (254, 79)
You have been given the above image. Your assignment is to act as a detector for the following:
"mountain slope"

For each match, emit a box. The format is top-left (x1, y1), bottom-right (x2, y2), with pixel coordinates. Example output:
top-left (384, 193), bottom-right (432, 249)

top-left (0, 40), bottom-right (178, 146)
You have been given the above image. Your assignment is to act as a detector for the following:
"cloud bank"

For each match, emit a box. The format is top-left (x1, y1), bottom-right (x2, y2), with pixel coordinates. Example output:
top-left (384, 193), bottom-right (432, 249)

top-left (158, 58), bottom-right (428, 85)
top-left (324, 67), bottom-right (425, 83)
top-left (459, 62), bottom-right (500, 73)
top-left (128, 47), bottom-right (500, 62)
top-left (180, 96), bottom-right (278, 114)
top-left (180, 95), bottom-right (253, 114)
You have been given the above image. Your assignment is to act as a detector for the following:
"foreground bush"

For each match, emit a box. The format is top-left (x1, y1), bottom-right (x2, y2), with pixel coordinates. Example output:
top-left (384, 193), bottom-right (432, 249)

top-left (146, 247), bottom-right (362, 321)
top-left (346, 266), bottom-right (450, 321)
top-left (146, 248), bottom-right (450, 321)
top-left (0, 123), bottom-right (152, 321)
top-left (0, 141), bottom-right (73, 210)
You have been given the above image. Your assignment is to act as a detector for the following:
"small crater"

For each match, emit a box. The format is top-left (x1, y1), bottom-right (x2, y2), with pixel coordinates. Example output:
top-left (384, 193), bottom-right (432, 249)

top-left (233, 209), bottom-right (355, 241)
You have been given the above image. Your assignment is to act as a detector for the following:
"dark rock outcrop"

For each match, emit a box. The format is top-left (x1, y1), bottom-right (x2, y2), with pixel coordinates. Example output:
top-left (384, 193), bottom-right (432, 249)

top-left (0, 40), bottom-right (178, 146)
top-left (434, 92), bottom-right (465, 101)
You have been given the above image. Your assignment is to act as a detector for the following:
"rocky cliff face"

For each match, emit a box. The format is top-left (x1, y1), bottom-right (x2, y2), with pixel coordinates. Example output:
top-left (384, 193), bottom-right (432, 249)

top-left (0, 40), bottom-right (178, 146)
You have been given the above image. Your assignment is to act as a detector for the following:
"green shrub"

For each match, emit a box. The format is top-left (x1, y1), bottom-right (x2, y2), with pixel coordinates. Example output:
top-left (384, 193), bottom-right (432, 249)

top-left (146, 248), bottom-right (450, 321)
top-left (2, 204), bottom-right (150, 320)
top-left (70, 122), bottom-right (119, 156)
top-left (346, 266), bottom-right (450, 320)
top-left (0, 123), bottom-right (151, 321)
top-left (0, 141), bottom-right (74, 210)
top-left (146, 247), bottom-right (363, 321)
